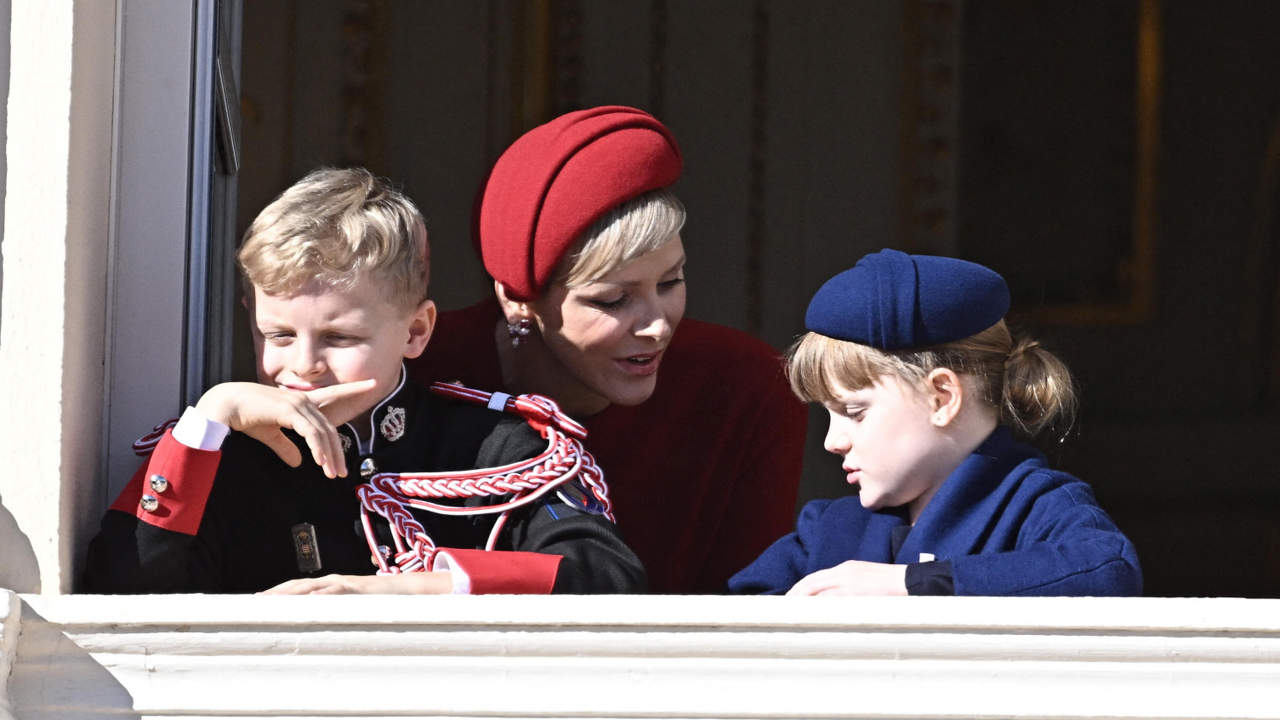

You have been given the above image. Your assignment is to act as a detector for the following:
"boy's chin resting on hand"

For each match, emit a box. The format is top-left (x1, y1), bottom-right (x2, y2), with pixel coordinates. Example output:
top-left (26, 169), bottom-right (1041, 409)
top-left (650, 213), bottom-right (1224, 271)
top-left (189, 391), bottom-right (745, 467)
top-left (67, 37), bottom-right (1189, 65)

top-left (259, 570), bottom-right (455, 595)
top-left (785, 560), bottom-right (908, 596)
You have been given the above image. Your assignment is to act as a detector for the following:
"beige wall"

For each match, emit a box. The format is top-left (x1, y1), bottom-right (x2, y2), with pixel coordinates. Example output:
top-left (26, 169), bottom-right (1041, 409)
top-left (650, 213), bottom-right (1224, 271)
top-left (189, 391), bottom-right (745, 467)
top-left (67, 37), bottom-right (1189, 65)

top-left (0, 0), bottom-right (27, 594)
top-left (0, 0), bottom-right (116, 594)
top-left (0, 0), bottom-right (7, 322)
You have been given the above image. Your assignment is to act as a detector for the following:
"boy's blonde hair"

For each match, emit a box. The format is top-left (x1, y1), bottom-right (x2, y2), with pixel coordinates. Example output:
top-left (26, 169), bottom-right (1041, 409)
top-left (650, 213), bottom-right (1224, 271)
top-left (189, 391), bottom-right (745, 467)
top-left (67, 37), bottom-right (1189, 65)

top-left (238, 167), bottom-right (429, 312)
top-left (787, 320), bottom-right (1078, 439)
top-left (558, 188), bottom-right (686, 288)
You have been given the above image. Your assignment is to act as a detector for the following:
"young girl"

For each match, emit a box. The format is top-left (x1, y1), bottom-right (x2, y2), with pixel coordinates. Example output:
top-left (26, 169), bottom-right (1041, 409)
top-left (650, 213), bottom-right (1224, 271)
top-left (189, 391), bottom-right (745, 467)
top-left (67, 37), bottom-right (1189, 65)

top-left (729, 249), bottom-right (1142, 596)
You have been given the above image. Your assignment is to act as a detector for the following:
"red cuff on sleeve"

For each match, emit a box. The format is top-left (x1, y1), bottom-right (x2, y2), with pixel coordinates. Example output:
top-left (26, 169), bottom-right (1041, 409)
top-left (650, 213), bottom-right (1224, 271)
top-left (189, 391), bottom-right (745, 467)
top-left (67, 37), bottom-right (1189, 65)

top-left (435, 548), bottom-right (562, 594)
top-left (109, 430), bottom-right (221, 535)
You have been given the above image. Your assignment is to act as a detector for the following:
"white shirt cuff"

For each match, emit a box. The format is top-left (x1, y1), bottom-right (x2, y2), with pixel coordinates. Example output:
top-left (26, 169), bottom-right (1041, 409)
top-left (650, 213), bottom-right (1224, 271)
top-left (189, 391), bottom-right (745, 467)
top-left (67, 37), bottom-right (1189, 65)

top-left (171, 406), bottom-right (231, 451)
top-left (430, 551), bottom-right (471, 594)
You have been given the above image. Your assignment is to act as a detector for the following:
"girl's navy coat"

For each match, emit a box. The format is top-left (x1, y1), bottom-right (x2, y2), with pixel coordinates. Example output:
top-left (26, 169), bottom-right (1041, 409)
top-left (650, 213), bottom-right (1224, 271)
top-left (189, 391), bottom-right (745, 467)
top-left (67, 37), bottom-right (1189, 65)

top-left (730, 428), bottom-right (1142, 596)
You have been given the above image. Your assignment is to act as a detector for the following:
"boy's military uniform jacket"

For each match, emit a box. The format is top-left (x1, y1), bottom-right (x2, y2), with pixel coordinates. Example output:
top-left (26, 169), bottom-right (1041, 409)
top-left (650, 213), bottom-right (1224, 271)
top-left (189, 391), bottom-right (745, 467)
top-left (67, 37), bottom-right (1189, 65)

top-left (85, 377), bottom-right (646, 594)
top-left (729, 427), bottom-right (1142, 596)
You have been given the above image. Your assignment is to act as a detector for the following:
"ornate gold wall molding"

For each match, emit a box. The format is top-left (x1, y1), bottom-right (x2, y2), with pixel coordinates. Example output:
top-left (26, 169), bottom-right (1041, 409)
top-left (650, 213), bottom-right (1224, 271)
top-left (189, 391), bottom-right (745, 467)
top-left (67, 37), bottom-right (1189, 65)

top-left (338, 0), bottom-right (388, 171)
top-left (901, 0), bottom-right (960, 256)
top-left (1020, 0), bottom-right (1161, 325)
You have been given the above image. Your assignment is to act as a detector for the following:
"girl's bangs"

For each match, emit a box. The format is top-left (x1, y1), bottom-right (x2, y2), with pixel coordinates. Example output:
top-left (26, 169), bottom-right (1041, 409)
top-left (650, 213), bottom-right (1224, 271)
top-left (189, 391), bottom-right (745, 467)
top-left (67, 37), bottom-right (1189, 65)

top-left (785, 333), bottom-right (886, 402)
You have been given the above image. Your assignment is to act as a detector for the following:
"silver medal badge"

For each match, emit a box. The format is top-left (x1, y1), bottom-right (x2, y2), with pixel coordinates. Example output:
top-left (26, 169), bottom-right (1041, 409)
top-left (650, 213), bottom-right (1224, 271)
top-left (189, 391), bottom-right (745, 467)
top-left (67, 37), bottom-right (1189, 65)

top-left (379, 406), bottom-right (406, 442)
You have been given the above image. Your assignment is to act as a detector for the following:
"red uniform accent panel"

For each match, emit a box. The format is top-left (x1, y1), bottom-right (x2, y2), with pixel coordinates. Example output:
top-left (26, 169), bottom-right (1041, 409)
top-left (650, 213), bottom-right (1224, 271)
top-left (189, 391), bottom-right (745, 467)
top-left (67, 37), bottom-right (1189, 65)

top-left (110, 431), bottom-right (221, 536)
top-left (437, 548), bottom-right (562, 594)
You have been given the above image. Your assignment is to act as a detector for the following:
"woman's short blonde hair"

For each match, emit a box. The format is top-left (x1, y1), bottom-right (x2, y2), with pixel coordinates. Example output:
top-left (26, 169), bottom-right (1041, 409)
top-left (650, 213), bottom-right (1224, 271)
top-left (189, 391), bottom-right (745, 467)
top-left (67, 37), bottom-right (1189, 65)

top-left (557, 188), bottom-right (686, 288)
top-left (237, 167), bottom-right (429, 312)
top-left (787, 320), bottom-right (1078, 439)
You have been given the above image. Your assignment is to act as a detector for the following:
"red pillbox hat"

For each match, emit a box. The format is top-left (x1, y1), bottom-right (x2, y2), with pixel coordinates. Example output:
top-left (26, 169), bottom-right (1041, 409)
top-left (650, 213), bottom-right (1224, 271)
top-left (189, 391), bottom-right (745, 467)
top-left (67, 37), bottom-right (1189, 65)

top-left (478, 106), bottom-right (683, 300)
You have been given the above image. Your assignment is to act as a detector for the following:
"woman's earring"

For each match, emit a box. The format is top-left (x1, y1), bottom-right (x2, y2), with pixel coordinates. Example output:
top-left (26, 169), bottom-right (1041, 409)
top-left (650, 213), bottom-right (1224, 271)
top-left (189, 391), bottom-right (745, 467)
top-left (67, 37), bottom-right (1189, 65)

top-left (507, 318), bottom-right (533, 347)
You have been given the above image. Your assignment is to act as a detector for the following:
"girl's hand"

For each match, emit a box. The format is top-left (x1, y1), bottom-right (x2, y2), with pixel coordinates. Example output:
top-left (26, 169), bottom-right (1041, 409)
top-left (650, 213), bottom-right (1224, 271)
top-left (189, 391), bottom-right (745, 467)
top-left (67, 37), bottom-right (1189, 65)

top-left (259, 571), bottom-right (455, 595)
top-left (195, 379), bottom-right (376, 478)
top-left (786, 560), bottom-right (908, 596)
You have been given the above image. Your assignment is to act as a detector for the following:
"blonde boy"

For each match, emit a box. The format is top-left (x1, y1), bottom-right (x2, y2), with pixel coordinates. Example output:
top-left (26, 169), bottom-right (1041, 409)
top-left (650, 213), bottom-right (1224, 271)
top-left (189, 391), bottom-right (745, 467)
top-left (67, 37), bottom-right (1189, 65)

top-left (86, 168), bottom-right (644, 595)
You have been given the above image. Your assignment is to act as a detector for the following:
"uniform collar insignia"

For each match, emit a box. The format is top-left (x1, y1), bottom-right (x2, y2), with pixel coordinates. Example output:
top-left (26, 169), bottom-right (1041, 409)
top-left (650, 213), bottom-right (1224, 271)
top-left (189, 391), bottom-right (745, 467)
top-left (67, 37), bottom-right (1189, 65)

top-left (379, 406), bottom-right (406, 442)
top-left (345, 365), bottom-right (412, 456)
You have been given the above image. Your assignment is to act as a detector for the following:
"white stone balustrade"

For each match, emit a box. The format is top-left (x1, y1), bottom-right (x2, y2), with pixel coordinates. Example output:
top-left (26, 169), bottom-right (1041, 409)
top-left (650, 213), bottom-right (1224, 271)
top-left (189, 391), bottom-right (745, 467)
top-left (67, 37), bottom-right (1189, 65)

top-left (3, 590), bottom-right (1279, 719)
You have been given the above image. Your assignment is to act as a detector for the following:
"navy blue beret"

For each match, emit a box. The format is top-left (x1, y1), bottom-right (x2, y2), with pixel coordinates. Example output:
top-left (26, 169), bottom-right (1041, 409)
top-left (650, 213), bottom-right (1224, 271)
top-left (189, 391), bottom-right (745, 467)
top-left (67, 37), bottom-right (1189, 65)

top-left (805, 249), bottom-right (1010, 350)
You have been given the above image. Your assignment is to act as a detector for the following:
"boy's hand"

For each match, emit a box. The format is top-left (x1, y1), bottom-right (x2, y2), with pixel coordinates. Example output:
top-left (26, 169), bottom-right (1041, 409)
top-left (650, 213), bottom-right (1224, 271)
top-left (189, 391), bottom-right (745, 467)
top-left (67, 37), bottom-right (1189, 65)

top-left (195, 379), bottom-right (377, 478)
top-left (259, 572), bottom-right (455, 595)
top-left (785, 560), bottom-right (908, 596)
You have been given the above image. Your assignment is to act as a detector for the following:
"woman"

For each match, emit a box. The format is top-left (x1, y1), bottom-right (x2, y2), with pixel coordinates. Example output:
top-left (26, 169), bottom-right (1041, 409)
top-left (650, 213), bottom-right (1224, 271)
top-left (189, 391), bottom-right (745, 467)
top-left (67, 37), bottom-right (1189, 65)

top-left (409, 106), bottom-right (807, 593)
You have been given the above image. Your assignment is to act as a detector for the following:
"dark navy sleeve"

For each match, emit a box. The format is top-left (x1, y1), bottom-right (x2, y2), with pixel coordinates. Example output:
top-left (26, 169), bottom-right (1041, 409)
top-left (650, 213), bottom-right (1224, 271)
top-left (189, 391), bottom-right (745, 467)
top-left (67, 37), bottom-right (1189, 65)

top-left (83, 432), bottom-right (229, 594)
top-left (728, 500), bottom-right (834, 594)
top-left (480, 418), bottom-right (647, 594)
top-left (508, 495), bottom-right (647, 594)
top-left (905, 561), bottom-right (955, 595)
top-left (84, 511), bottom-right (212, 593)
top-left (950, 482), bottom-right (1142, 596)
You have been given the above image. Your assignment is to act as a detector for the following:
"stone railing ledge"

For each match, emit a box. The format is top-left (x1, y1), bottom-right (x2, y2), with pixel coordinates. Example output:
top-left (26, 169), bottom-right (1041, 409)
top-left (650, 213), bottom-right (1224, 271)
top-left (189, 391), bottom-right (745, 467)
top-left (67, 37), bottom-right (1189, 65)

top-left (4, 591), bottom-right (1280, 719)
